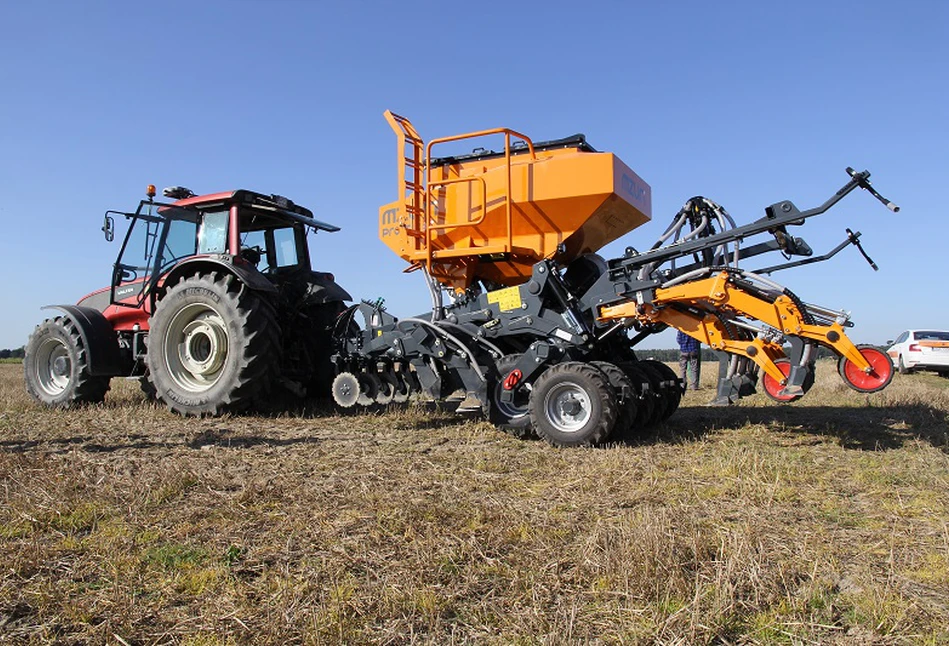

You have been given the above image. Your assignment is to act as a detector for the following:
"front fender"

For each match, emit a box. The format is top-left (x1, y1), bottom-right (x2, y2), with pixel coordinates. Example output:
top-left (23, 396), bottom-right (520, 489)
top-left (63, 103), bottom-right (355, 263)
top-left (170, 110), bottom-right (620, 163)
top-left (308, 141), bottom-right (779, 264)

top-left (42, 305), bottom-right (127, 376)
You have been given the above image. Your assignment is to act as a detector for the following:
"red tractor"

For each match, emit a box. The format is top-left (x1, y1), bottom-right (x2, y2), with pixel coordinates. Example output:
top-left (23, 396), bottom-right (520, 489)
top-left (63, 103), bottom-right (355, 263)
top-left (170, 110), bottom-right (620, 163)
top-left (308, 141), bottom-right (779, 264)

top-left (24, 186), bottom-right (350, 415)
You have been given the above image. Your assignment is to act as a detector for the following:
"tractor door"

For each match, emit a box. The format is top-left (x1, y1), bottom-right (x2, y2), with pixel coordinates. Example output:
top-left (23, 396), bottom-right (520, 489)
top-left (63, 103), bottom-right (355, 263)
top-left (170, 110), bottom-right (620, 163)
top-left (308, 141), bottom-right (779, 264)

top-left (110, 203), bottom-right (198, 308)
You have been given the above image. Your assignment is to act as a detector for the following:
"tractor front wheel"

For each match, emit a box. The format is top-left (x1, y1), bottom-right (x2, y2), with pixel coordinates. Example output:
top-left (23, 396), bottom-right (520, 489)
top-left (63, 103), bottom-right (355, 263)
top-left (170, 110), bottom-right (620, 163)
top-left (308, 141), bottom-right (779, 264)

top-left (147, 272), bottom-right (280, 416)
top-left (24, 317), bottom-right (111, 408)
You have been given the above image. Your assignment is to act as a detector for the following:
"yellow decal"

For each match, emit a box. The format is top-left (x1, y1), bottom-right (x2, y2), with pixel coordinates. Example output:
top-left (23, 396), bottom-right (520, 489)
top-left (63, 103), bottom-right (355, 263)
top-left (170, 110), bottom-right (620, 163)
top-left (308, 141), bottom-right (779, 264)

top-left (487, 286), bottom-right (522, 312)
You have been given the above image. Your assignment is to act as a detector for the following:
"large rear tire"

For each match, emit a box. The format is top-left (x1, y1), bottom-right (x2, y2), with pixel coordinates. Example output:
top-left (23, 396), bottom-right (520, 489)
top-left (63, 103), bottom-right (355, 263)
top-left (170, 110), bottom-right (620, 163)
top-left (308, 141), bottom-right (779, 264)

top-left (24, 317), bottom-right (111, 408)
top-left (529, 362), bottom-right (617, 447)
top-left (147, 272), bottom-right (281, 416)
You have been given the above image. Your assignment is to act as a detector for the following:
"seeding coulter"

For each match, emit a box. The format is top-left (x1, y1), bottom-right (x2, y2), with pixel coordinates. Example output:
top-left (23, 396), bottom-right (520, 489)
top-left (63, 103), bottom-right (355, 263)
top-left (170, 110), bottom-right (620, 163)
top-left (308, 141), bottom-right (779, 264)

top-left (330, 111), bottom-right (898, 445)
top-left (23, 110), bottom-right (898, 446)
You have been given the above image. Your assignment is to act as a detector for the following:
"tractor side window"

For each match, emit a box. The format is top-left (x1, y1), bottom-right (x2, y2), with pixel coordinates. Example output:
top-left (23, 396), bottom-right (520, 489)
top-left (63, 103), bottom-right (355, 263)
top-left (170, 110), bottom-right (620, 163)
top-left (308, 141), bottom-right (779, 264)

top-left (241, 230), bottom-right (268, 272)
top-left (159, 218), bottom-right (198, 273)
top-left (273, 228), bottom-right (299, 268)
top-left (198, 210), bottom-right (228, 254)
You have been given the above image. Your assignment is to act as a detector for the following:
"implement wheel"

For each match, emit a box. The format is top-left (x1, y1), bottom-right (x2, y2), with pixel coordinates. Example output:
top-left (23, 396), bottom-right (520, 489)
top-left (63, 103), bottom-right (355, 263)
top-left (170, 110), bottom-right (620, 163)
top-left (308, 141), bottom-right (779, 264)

top-left (24, 317), bottom-right (110, 408)
top-left (618, 362), bottom-right (656, 430)
top-left (640, 359), bottom-right (683, 422)
top-left (591, 361), bottom-right (637, 440)
top-left (838, 345), bottom-right (894, 394)
top-left (762, 359), bottom-right (815, 403)
top-left (147, 272), bottom-right (280, 416)
top-left (488, 355), bottom-right (535, 439)
top-left (529, 362), bottom-right (617, 447)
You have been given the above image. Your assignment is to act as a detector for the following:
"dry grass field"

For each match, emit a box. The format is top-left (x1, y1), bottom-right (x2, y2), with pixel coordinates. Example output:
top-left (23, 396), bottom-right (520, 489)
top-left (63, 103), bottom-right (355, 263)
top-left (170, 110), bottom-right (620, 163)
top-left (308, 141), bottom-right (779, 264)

top-left (1, 360), bottom-right (947, 645)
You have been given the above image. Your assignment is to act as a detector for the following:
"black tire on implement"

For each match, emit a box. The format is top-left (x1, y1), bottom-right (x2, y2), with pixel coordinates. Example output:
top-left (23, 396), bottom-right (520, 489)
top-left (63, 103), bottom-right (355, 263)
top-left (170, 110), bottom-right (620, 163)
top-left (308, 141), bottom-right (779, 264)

top-left (529, 361), bottom-right (617, 447)
top-left (623, 361), bottom-right (666, 426)
top-left (616, 361), bottom-right (656, 431)
top-left (24, 316), bottom-right (111, 407)
top-left (591, 361), bottom-right (637, 440)
top-left (488, 354), bottom-right (536, 439)
top-left (147, 272), bottom-right (281, 416)
top-left (640, 359), bottom-right (684, 422)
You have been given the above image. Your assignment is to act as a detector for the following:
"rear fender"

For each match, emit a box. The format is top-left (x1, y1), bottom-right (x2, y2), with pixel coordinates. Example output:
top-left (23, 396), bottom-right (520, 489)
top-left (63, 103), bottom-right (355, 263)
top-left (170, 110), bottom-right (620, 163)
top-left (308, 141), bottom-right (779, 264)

top-left (42, 305), bottom-right (127, 376)
top-left (306, 271), bottom-right (353, 304)
top-left (161, 256), bottom-right (278, 296)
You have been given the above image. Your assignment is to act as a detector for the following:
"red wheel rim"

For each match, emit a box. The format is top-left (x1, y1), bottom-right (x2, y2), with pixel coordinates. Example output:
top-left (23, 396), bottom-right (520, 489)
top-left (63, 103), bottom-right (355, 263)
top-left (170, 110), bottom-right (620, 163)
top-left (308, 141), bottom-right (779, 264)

top-left (762, 359), bottom-right (796, 402)
top-left (842, 347), bottom-right (892, 392)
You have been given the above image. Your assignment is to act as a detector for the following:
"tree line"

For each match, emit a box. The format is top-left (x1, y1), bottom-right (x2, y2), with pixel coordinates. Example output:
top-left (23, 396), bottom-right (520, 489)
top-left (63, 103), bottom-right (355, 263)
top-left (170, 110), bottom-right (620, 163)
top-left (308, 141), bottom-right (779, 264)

top-left (1, 347), bottom-right (25, 359)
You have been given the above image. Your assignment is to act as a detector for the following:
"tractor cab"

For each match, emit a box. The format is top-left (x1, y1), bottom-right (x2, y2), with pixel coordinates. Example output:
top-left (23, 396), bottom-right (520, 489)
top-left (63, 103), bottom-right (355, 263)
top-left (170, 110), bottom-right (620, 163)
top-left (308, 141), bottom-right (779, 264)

top-left (104, 186), bottom-right (346, 313)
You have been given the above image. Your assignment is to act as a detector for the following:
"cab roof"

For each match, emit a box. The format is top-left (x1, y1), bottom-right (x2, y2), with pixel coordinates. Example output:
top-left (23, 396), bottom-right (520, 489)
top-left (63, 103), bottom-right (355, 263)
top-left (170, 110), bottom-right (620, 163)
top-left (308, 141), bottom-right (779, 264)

top-left (171, 189), bottom-right (339, 232)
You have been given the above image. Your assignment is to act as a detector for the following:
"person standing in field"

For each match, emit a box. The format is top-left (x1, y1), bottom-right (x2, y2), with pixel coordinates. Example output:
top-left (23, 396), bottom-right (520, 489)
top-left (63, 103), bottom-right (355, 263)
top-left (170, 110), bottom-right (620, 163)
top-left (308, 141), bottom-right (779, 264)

top-left (677, 330), bottom-right (701, 390)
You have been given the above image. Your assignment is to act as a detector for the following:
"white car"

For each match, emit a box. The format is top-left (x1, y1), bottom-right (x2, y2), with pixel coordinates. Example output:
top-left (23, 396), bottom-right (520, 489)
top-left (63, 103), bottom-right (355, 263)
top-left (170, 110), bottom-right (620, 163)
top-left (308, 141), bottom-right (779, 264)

top-left (886, 330), bottom-right (949, 375)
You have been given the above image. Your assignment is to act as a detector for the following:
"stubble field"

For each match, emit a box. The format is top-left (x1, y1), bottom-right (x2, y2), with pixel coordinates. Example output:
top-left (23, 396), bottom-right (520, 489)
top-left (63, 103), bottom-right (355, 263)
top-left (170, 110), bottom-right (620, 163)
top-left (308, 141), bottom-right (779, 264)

top-left (1, 361), bottom-right (948, 645)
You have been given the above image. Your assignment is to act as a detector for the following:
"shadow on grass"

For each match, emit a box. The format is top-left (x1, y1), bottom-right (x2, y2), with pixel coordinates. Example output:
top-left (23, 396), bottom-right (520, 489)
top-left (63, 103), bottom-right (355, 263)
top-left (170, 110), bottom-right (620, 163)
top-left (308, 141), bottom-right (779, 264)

top-left (4, 400), bottom-right (944, 455)
top-left (0, 428), bottom-right (325, 454)
top-left (636, 402), bottom-right (949, 451)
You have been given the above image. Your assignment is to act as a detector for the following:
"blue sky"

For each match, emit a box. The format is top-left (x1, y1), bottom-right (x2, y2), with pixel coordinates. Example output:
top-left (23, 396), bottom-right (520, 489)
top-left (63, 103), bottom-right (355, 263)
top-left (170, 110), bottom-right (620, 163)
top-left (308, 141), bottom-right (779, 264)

top-left (1, 1), bottom-right (946, 350)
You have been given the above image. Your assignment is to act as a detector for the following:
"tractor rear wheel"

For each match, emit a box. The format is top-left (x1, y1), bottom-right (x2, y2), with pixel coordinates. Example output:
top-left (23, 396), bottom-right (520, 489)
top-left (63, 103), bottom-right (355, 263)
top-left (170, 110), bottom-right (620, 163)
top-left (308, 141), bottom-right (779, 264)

top-left (147, 272), bottom-right (280, 416)
top-left (529, 362), bottom-right (617, 447)
top-left (24, 317), bottom-right (111, 407)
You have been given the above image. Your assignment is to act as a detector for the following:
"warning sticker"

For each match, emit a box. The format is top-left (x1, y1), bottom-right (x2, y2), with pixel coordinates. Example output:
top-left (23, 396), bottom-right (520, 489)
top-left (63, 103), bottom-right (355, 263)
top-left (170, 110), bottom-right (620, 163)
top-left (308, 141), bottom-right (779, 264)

top-left (487, 286), bottom-right (522, 312)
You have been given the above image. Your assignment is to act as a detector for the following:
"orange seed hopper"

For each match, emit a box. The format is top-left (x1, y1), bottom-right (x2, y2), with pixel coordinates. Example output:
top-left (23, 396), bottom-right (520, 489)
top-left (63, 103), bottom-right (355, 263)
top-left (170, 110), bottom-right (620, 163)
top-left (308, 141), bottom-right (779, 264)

top-left (378, 110), bottom-right (652, 291)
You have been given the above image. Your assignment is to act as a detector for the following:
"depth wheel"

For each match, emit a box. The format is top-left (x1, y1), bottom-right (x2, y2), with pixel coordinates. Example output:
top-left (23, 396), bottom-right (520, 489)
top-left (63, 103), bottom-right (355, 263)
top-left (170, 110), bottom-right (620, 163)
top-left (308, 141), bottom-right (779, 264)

top-left (838, 345), bottom-right (894, 393)
top-left (762, 359), bottom-right (815, 403)
top-left (529, 362), bottom-right (617, 447)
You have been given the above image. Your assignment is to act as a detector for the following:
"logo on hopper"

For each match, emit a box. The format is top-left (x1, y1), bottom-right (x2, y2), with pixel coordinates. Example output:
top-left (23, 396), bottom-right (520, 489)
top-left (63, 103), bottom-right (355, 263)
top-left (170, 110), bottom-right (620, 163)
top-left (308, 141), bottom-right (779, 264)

top-left (381, 207), bottom-right (400, 237)
top-left (621, 174), bottom-right (646, 204)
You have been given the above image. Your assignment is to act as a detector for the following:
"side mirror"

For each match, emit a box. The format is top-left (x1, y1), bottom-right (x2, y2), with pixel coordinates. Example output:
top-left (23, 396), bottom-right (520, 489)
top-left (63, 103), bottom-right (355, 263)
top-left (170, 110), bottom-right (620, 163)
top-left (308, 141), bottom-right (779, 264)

top-left (885, 340), bottom-right (893, 346)
top-left (102, 214), bottom-right (114, 242)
